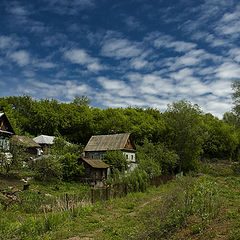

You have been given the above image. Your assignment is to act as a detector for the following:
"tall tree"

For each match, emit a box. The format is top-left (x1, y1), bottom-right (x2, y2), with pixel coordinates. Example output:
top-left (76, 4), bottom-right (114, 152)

top-left (163, 100), bottom-right (203, 172)
top-left (232, 80), bottom-right (240, 117)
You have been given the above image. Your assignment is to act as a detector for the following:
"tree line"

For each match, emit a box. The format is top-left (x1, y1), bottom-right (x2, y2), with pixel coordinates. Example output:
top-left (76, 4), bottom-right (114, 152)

top-left (1, 80), bottom-right (240, 175)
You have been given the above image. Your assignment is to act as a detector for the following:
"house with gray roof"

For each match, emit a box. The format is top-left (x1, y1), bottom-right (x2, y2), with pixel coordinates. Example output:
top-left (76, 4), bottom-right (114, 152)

top-left (33, 135), bottom-right (55, 154)
top-left (11, 135), bottom-right (42, 158)
top-left (84, 133), bottom-right (137, 171)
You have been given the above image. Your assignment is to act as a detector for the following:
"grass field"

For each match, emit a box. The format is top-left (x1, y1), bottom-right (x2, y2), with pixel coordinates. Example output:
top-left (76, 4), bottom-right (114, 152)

top-left (1, 162), bottom-right (240, 240)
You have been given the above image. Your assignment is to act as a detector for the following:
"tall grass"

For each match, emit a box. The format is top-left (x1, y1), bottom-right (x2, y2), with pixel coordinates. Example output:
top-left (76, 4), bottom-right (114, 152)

top-left (137, 175), bottom-right (221, 239)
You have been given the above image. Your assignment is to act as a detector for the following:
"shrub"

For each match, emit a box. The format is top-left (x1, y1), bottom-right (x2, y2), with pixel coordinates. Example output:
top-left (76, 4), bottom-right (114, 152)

top-left (34, 155), bottom-right (63, 181)
top-left (103, 150), bottom-right (128, 171)
top-left (59, 153), bottom-right (84, 181)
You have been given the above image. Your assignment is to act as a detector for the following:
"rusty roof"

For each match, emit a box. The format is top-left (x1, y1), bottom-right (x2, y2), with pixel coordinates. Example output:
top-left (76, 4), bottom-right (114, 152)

top-left (84, 133), bottom-right (133, 152)
top-left (81, 157), bottom-right (109, 169)
top-left (11, 135), bottom-right (41, 148)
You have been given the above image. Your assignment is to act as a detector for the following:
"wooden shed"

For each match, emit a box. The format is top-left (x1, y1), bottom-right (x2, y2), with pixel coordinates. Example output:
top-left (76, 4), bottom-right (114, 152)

top-left (79, 157), bottom-right (109, 187)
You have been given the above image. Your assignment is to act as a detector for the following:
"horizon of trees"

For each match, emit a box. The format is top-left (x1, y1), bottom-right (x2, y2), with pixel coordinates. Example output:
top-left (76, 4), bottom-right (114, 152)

top-left (1, 87), bottom-right (240, 174)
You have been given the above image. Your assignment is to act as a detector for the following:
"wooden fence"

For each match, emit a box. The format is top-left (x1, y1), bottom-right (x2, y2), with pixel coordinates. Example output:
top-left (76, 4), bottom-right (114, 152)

top-left (90, 174), bottom-right (175, 203)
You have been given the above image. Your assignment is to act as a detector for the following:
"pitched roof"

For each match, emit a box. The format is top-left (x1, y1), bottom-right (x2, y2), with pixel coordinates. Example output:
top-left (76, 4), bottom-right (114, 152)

top-left (33, 135), bottom-right (55, 145)
top-left (81, 157), bottom-right (109, 169)
top-left (0, 112), bottom-right (15, 134)
top-left (11, 135), bottom-right (41, 148)
top-left (84, 133), bottom-right (134, 152)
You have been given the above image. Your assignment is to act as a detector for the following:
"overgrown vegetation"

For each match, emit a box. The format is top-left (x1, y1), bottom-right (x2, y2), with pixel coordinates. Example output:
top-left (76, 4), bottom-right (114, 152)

top-left (2, 81), bottom-right (240, 238)
top-left (2, 169), bottom-right (240, 240)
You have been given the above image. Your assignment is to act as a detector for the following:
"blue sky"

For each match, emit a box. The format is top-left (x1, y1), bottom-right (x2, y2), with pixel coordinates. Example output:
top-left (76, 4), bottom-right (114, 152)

top-left (0, 0), bottom-right (239, 118)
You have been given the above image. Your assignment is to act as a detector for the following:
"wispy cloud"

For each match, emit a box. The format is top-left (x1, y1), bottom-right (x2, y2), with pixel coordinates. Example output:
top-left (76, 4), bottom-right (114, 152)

top-left (17, 79), bottom-right (91, 100)
top-left (64, 48), bottom-right (105, 72)
top-left (101, 34), bottom-right (143, 59)
top-left (0, 36), bottom-right (20, 49)
top-left (9, 50), bottom-right (30, 66)
top-left (123, 16), bottom-right (141, 30)
top-left (44, 0), bottom-right (95, 15)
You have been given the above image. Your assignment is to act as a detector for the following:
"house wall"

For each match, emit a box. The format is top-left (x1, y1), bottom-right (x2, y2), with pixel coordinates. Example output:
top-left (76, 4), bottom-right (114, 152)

top-left (85, 150), bottom-right (136, 162)
top-left (0, 136), bottom-right (10, 151)
top-left (85, 151), bottom-right (105, 159)
top-left (122, 151), bottom-right (136, 163)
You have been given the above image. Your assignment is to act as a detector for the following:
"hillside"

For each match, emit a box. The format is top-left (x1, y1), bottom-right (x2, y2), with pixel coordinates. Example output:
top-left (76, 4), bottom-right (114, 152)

top-left (1, 161), bottom-right (240, 240)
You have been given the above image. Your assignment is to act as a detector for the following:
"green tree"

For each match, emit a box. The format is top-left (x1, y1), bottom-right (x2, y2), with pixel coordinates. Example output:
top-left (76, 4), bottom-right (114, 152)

top-left (34, 155), bottom-right (63, 181)
top-left (163, 100), bottom-right (204, 172)
top-left (51, 137), bottom-right (83, 156)
top-left (59, 153), bottom-right (84, 181)
top-left (136, 140), bottom-right (178, 176)
top-left (103, 150), bottom-right (128, 171)
top-left (232, 80), bottom-right (240, 117)
top-left (73, 95), bottom-right (91, 106)
top-left (202, 113), bottom-right (239, 160)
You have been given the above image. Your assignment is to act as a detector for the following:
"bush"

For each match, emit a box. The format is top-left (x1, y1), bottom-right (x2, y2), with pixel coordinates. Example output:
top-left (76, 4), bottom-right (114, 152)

top-left (34, 155), bottom-right (63, 181)
top-left (103, 150), bottom-right (128, 171)
top-left (138, 176), bottom-right (221, 239)
top-left (136, 140), bottom-right (178, 176)
top-left (59, 153), bottom-right (84, 181)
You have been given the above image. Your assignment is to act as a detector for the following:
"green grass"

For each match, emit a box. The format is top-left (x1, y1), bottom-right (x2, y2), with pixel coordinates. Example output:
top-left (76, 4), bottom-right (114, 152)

top-left (2, 162), bottom-right (240, 239)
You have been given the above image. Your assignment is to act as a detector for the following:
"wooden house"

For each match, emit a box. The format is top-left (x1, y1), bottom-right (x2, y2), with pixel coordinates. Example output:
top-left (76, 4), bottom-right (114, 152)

top-left (79, 157), bottom-right (109, 187)
top-left (0, 113), bottom-right (15, 152)
top-left (11, 135), bottom-right (42, 159)
top-left (84, 133), bottom-right (137, 171)
top-left (33, 135), bottom-right (55, 154)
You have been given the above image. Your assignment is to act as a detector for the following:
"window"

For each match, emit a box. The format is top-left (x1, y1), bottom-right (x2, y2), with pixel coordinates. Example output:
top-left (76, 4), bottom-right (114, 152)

top-left (126, 154), bottom-right (128, 159)
top-left (131, 155), bottom-right (134, 160)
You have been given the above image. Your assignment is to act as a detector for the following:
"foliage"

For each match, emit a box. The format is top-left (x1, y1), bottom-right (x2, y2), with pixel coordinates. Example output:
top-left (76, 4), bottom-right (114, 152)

top-left (163, 100), bottom-right (204, 172)
top-left (51, 137), bottom-right (83, 156)
top-left (103, 150), bottom-right (128, 171)
top-left (136, 139), bottom-right (178, 176)
top-left (223, 111), bottom-right (240, 128)
top-left (33, 155), bottom-right (63, 181)
top-left (140, 176), bottom-right (221, 239)
top-left (1, 95), bottom-right (240, 172)
top-left (0, 147), bottom-right (12, 174)
top-left (232, 80), bottom-right (240, 118)
top-left (59, 153), bottom-right (84, 181)
top-left (123, 169), bottom-right (149, 192)
top-left (201, 113), bottom-right (239, 160)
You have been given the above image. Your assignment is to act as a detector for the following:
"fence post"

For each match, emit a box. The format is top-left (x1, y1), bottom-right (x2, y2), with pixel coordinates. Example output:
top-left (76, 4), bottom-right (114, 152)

top-left (91, 188), bottom-right (94, 204)
top-left (66, 193), bottom-right (69, 210)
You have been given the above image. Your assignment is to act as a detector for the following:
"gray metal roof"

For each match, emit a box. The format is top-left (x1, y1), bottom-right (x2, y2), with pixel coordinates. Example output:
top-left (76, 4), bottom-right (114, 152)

top-left (81, 157), bottom-right (109, 169)
top-left (84, 133), bottom-right (132, 152)
top-left (33, 135), bottom-right (55, 145)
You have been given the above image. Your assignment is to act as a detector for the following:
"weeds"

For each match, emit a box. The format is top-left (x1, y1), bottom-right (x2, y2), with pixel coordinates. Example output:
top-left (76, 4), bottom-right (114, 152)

top-left (137, 175), bottom-right (221, 239)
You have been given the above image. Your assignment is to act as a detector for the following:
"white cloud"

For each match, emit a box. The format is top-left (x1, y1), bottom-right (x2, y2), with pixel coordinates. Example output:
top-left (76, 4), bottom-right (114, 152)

top-left (215, 62), bottom-right (240, 79)
top-left (228, 48), bottom-right (240, 63)
top-left (97, 77), bottom-right (133, 97)
top-left (10, 50), bottom-right (30, 66)
top-left (0, 36), bottom-right (18, 49)
top-left (101, 37), bottom-right (142, 59)
top-left (37, 61), bottom-right (56, 69)
top-left (64, 48), bottom-right (104, 72)
top-left (17, 79), bottom-right (90, 100)
top-left (150, 33), bottom-right (196, 53)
